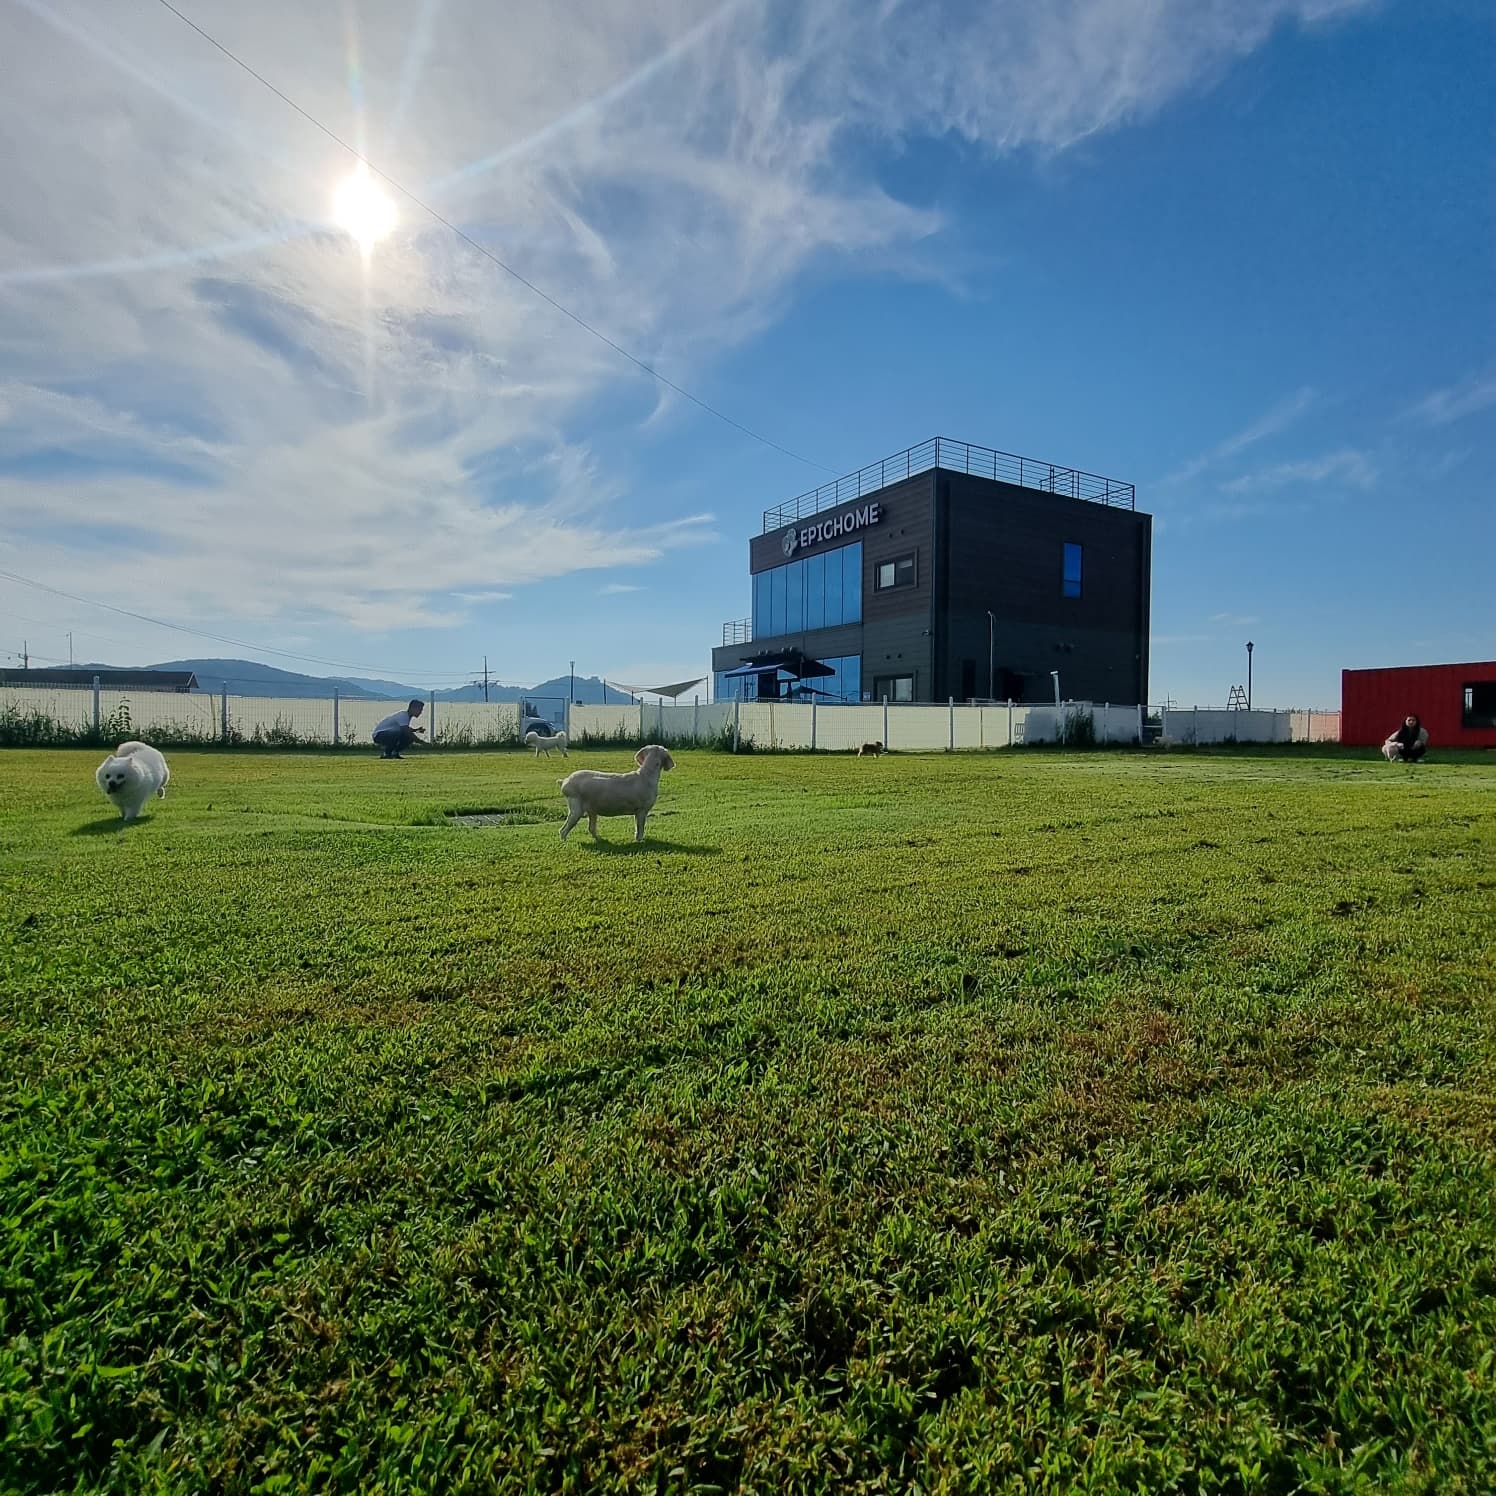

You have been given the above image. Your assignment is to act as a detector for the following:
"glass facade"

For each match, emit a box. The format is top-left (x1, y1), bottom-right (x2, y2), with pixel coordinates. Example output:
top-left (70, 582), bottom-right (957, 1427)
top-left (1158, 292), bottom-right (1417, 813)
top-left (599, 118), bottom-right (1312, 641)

top-left (714, 655), bottom-right (861, 705)
top-left (752, 542), bottom-right (862, 638)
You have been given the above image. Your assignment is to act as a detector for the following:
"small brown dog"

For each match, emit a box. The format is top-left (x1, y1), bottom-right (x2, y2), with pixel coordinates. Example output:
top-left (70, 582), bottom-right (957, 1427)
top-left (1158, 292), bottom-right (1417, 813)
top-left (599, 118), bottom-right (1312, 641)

top-left (856, 741), bottom-right (885, 757)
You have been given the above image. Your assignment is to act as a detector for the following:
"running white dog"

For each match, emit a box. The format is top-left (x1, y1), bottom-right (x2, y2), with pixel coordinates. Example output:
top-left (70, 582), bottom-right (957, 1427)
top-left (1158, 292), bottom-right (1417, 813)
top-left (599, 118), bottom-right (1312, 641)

top-left (95, 741), bottom-right (170, 821)
top-left (524, 729), bottom-right (569, 758)
top-left (559, 744), bottom-right (673, 843)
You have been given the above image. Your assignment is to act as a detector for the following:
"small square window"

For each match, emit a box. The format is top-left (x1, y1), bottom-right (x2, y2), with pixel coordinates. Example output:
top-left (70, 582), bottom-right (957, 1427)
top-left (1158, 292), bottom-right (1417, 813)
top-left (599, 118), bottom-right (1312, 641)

top-left (874, 674), bottom-right (914, 703)
top-left (875, 554), bottom-right (916, 591)
top-left (1463, 680), bottom-right (1496, 729)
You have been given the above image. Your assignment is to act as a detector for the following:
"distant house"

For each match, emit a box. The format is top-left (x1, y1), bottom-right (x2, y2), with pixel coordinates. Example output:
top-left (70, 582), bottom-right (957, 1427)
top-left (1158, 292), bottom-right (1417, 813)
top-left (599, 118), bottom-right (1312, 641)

top-left (0, 668), bottom-right (199, 693)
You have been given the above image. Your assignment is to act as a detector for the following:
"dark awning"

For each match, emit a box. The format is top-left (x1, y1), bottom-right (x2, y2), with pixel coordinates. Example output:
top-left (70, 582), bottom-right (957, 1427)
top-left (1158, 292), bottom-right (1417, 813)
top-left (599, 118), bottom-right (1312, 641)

top-left (725, 649), bottom-right (835, 680)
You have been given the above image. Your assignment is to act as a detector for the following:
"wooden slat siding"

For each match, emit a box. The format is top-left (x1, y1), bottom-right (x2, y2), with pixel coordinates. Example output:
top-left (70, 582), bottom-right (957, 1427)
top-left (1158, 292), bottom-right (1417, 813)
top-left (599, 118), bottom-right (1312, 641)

top-left (939, 473), bottom-right (1151, 704)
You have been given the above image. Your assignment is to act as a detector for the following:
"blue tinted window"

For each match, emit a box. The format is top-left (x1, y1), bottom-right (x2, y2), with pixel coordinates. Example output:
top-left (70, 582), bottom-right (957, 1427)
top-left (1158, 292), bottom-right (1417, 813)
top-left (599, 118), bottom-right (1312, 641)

top-left (769, 565), bottom-right (786, 636)
top-left (844, 542), bottom-right (862, 624)
top-left (843, 654), bottom-right (861, 703)
top-left (753, 570), bottom-right (770, 635)
top-left (804, 551), bottom-right (825, 632)
top-left (785, 559), bottom-right (804, 634)
top-left (824, 544), bottom-right (844, 627)
top-left (1063, 542), bottom-right (1082, 599)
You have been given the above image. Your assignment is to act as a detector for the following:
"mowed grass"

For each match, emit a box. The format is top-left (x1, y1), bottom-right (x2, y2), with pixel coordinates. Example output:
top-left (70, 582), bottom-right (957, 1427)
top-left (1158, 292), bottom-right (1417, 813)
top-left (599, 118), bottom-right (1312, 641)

top-left (2, 746), bottom-right (1494, 1495)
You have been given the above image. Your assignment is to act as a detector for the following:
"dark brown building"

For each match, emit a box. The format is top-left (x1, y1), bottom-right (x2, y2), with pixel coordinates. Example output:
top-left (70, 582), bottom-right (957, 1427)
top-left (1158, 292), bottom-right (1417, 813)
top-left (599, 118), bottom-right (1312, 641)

top-left (712, 437), bottom-right (1150, 706)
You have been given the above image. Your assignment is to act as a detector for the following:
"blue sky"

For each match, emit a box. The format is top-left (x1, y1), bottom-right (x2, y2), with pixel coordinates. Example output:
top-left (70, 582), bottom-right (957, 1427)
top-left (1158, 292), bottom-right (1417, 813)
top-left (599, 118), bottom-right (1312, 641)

top-left (0, 0), bottom-right (1491, 705)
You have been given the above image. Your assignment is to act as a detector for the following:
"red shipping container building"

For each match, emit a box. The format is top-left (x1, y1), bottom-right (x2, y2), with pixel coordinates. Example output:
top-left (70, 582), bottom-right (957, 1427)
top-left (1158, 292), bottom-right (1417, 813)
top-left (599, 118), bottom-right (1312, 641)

top-left (1342, 661), bottom-right (1496, 750)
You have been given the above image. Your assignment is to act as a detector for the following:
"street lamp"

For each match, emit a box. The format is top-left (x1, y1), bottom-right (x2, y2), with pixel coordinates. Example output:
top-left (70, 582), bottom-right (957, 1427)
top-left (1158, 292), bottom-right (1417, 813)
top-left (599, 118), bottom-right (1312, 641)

top-left (569, 659), bottom-right (575, 705)
top-left (1246, 641), bottom-right (1254, 710)
top-left (986, 610), bottom-right (995, 702)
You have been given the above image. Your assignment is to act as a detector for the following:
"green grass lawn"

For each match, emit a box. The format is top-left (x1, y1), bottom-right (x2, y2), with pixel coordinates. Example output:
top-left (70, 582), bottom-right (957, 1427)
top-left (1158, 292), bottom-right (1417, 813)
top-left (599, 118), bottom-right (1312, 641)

top-left (2, 746), bottom-right (1494, 1494)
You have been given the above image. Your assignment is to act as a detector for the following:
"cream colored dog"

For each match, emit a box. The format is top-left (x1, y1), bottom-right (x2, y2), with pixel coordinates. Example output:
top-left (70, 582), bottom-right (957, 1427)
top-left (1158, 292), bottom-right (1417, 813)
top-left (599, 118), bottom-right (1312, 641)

top-left (559, 744), bottom-right (674, 843)
top-left (95, 741), bottom-right (170, 821)
top-left (524, 729), bottom-right (569, 758)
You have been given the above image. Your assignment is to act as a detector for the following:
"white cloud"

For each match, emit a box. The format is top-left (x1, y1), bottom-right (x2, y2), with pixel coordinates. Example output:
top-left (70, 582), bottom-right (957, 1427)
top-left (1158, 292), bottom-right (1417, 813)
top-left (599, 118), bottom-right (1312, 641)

top-left (1219, 448), bottom-right (1376, 493)
top-left (1160, 387), bottom-right (1317, 487)
top-left (1209, 612), bottom-right (1260, 627)
top-left (599, 583), bottom-right (643, 595)
top-left (0, 0), bottom-right (1377, 643)
top-left (453, 590), bottom-right (513, 604)
top-left (1406, 374), bottom-right (1496, 427)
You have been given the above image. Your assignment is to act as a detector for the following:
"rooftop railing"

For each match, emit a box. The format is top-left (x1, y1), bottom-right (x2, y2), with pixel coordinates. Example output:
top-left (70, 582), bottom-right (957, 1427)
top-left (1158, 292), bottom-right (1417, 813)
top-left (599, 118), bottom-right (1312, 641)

top-left (762, 436), bottom-right (1135, 533)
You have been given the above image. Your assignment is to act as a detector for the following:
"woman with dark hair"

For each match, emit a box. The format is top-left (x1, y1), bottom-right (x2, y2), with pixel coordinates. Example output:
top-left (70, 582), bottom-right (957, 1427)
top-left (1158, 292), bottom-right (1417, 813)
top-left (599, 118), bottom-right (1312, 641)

top-left (1382, 714), bottom-right (1428, 763)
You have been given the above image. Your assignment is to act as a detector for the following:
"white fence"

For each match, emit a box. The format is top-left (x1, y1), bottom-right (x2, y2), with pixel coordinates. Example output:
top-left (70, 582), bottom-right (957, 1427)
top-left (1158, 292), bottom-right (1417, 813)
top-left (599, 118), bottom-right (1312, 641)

top-left (1159, 707), bottom-right (1340, 746)
top-left (0, 684), bottom-right (524, 746)
top-left (1, 683), bottom-right (1344, 751)
top-left (574, 700), bottom-right (1146, 751)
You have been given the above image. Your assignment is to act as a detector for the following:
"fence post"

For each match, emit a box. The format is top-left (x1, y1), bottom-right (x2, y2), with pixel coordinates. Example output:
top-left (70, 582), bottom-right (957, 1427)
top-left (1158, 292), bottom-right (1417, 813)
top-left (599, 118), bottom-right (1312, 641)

top-left (949, 696), bottom-right (955, 751)
top-left (333, 688), bottom-right (340, 746)
top-left (733, 698), bottom-right (741, 754)
top-left (883, 696), bottom-right (889, 750)
top-left (430, 690), bottom-right (437, 745)
top-left (1102, 703), bottom-right (1109, 745)
top-left (811, 699), bottom-right (817, 753)
top-left (1193, 705), bottom-right (1199, 745)
top-left (221, 683), bottom-right (229, 744)
top-left (91, 674), bottom-right (101, 736)
top-left (640, 702), bottom-right (646, 741)
top-left (1137, 704), bottom-right (1144, 745)
top-left (694, 698), bottom-right (699, 743)
top-left (1007, 698), bottom-right (1014, 747)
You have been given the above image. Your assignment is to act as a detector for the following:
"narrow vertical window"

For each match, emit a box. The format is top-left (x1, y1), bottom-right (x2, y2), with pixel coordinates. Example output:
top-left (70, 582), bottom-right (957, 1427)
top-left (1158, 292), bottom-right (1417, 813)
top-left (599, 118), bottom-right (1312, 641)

top-left (1063, 542), bottom-right (1083, 599)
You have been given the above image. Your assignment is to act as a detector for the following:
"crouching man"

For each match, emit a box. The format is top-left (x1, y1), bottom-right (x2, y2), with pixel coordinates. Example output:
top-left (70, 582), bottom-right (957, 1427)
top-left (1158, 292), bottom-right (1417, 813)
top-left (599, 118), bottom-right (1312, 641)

top-left (373, 699), bottom-right (427, 759)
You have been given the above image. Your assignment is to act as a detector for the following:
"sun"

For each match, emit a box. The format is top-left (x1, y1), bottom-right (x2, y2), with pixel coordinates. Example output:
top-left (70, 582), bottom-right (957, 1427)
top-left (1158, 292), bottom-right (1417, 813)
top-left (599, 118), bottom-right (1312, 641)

top-left (332, 165), bottom-right (397, 257)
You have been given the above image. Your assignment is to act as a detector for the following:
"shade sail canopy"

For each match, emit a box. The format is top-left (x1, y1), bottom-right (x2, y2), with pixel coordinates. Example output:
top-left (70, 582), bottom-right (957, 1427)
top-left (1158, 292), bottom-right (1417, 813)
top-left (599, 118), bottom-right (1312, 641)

top-left (610, 676), bottom-right (707, 700)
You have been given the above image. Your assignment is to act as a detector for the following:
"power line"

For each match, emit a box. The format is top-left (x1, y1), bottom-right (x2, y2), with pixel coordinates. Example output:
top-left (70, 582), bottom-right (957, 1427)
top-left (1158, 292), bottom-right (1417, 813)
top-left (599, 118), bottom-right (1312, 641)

top-left (151, 0), bottom-right (835, 476)
top-left (0, 569), bottom-right (478, 681)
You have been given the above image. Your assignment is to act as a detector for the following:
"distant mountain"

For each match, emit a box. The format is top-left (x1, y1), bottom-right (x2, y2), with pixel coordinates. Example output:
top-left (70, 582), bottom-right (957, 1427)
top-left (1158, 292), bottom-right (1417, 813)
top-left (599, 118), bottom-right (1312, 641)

top-left (136, 658), bottom-right (634, 705)
top-left (147, 658), bottom-right (391, 699)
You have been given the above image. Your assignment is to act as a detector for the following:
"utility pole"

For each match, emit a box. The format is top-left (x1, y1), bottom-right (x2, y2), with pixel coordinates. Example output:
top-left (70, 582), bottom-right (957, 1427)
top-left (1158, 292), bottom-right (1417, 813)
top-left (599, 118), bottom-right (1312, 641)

top-left (570, 660), bottom-right (575, 704)
top-left (67, 632), bottom-right (74, 667)
top-left (21, 640), bottom-right (27, 670)
top-left (1246, 641), bottom-right (1254, 710)
top-left (482, 655), bottom-right (490, 703)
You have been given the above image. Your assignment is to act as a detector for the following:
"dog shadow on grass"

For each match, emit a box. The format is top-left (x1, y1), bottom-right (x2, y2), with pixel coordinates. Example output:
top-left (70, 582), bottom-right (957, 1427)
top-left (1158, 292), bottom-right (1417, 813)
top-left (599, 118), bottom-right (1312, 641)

top-left (580, 837), bottom-right (720, 857)
top-left (71, 816), bottom-right (147, 836)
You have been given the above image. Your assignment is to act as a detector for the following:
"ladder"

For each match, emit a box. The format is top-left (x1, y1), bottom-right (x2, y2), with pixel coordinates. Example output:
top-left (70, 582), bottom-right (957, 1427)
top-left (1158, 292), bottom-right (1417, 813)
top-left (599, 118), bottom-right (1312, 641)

top-left (1227, 684), bottom-right (1249, 710)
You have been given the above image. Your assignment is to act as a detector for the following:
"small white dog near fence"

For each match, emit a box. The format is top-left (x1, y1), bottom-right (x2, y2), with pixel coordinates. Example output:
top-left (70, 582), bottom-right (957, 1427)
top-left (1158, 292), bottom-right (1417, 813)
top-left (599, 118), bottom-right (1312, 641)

top-left (524, 729), bottom-right (568, 758)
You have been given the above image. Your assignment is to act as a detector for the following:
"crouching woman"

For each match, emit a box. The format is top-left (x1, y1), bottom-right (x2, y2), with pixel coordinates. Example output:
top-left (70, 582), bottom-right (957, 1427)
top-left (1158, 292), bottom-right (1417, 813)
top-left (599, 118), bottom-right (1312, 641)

top-left (1382, 714), bottom-right (1428, 763)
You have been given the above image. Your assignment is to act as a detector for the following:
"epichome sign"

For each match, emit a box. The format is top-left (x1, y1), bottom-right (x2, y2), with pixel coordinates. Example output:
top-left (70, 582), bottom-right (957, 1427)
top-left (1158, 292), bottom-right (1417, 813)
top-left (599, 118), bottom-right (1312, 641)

top-left (781, 502), bottom-right (882, 559)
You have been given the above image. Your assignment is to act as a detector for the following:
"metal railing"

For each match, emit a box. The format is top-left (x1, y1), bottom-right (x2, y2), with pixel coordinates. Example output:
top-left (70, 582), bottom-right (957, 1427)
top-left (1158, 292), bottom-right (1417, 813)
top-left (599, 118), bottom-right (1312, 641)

top-left (721, 618), bottom-right (752, 646)
top-left (762, 436), bottom-right (1135, 532)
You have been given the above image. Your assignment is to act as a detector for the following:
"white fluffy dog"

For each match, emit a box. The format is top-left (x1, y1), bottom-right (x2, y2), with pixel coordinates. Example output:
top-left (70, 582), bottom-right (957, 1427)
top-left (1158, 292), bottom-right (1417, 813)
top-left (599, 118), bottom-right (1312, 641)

top-left (95, 741), bottom-right (170, 821)
top-left (524, 729), bottom-right (569, 758)
top-left (559, 744), bottom-right (674, 843)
